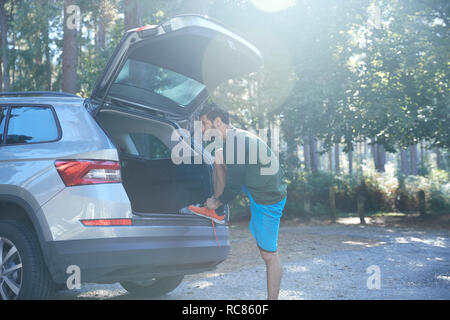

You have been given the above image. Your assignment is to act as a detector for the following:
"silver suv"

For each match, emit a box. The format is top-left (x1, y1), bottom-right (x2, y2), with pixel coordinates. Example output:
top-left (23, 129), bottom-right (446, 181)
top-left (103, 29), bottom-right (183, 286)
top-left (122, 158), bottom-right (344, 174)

top-left (0, 15), bottom-right (262, 299)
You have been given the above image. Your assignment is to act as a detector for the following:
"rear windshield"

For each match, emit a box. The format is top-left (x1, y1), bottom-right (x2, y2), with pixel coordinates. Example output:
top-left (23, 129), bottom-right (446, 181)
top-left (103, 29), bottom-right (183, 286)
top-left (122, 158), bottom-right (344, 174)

top-left (112, 59), bottom-right (206, 107)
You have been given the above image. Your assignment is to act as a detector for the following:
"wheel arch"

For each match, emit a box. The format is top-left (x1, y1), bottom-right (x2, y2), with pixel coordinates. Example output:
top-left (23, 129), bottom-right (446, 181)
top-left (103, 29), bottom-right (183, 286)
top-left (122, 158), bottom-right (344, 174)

top-left (0, 194), bottom-right (58, 282)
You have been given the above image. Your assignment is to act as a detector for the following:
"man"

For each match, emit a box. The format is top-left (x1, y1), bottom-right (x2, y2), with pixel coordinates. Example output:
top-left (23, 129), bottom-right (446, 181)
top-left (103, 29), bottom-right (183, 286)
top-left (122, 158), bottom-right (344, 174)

top-left (190, 106), bottom-right (287, 300)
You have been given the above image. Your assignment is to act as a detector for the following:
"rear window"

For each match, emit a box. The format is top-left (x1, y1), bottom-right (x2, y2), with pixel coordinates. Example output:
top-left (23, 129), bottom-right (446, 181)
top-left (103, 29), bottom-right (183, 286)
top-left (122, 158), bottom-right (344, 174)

top-left (112, 59), bottom-right (206, 106)
top-left (129, 133), bottom-right (171, 160)
top-left (5, 106), bottom-right (59, 145)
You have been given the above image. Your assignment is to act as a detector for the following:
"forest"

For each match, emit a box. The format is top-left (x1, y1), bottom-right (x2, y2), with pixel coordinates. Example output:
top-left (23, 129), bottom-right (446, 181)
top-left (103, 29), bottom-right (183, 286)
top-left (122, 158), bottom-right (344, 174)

top-left (0, 0), bottom-right (448, 220)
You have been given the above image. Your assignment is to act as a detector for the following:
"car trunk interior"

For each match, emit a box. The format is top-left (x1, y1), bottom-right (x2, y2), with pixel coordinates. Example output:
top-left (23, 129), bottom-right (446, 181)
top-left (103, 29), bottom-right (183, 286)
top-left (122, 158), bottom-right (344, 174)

top-left (96, 108), bottom-right (213, 214)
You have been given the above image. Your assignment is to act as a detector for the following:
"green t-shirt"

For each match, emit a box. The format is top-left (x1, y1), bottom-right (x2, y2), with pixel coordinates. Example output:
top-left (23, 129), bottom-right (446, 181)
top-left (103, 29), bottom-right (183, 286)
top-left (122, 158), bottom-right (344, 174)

top-left (217, 128), bottom-right (287, 205)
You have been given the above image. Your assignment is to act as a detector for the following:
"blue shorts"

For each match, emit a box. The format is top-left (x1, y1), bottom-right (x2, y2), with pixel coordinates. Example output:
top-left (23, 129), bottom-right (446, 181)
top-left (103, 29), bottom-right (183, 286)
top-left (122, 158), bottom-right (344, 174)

top-left (242, 186), bottom-right (286, 252)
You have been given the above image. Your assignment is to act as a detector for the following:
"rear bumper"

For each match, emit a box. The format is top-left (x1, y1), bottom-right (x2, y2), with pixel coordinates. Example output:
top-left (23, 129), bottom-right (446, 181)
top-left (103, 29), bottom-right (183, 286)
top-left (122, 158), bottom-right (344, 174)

top-left (45, 220), bottom-right (229, 284)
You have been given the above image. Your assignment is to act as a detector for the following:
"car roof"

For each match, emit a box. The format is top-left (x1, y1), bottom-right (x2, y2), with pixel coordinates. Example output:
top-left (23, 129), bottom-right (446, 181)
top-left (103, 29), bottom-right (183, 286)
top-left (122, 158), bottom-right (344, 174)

top-left (0, 96), bottom-right (85, 106)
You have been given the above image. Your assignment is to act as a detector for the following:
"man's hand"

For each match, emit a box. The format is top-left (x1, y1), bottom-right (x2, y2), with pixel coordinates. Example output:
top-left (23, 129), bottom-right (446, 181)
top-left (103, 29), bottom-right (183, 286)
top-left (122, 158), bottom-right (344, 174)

top-left (204, 197), bottom-right (222, 210)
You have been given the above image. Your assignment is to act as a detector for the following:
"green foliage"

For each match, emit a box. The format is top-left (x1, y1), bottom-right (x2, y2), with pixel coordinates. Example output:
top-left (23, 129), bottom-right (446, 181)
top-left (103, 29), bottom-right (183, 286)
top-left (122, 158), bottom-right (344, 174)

top-left (228, 193), bottom-right (251, 221)
top-left (279, 167), bottom-right (449, 222)
top-left (8, 0), bottom-right (61, 91)
top-left (0, 0), bottom-right (448, 221)
top-left (1, 0), bottom-right (448, 149)
top-left (401, 168), bottom-right (450, 214)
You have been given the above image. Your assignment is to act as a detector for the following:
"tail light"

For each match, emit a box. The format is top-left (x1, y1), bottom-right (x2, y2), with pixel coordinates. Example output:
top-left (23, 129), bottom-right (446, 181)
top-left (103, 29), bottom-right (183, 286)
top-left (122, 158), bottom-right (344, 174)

top-left (80, 219), bottom-right (132, 226)
top-left (55, 160), bottom-right (121, 187)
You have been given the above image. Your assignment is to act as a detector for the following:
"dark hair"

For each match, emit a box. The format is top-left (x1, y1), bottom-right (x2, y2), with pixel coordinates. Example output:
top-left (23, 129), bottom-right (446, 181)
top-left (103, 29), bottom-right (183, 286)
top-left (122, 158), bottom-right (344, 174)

top-left (199, 102), bottom-right (217, 117)
top-left (206, 107), bottom-right (230, 125)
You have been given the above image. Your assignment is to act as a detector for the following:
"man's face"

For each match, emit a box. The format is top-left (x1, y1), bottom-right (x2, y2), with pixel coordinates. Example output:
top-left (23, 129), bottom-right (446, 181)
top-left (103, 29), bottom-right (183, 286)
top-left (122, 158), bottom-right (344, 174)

top-left (200, 114), bottom-right (213, 134)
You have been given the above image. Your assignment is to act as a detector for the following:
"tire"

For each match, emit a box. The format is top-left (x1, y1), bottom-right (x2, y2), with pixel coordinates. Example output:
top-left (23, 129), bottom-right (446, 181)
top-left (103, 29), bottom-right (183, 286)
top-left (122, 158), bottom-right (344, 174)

top-left (120, 275), bottom-right (184, 297)
top-left (0, 220), bottom-right (55, 300)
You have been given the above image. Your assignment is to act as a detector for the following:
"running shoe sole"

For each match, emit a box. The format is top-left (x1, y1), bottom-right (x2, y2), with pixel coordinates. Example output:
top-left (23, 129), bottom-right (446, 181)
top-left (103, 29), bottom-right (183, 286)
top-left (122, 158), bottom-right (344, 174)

top-left (187, 206), bottom-right (226, 224)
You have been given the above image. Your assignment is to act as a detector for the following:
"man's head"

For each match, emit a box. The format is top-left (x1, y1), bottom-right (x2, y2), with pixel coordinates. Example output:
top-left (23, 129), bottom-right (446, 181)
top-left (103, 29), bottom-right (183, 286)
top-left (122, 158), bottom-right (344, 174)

top-left (199, 104), bottom-right (230, 137)
top-left (204, 107), bottom-right (230, 138)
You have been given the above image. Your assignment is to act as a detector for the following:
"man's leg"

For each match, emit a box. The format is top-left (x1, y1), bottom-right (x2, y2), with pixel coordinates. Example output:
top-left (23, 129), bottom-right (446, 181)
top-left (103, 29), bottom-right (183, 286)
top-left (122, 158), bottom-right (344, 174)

top-left (259, 248), bottom-right (283, 300)
top-left (213, 148), bottom-right (227, 199)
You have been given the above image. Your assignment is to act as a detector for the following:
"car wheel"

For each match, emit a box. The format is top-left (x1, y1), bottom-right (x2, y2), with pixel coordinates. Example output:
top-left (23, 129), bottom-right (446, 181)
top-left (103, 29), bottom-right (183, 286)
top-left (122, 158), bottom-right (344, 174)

top-left (120, 275), bottom-right (184, 297)
top-left (0, 220), bottom-right (54, 300)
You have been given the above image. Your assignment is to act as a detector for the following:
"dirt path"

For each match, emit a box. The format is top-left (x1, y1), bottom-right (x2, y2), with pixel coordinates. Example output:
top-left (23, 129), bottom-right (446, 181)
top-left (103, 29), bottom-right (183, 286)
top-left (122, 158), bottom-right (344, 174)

top-left (56, 218), bottom-right (450, 300)
top-left (187, 220), bottom-right (386, 277)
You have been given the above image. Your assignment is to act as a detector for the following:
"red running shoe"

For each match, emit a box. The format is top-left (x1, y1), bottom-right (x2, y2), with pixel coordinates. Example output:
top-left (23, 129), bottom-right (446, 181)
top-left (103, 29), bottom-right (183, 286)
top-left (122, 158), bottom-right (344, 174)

top-left (188, 205), bottom-right (225, 224)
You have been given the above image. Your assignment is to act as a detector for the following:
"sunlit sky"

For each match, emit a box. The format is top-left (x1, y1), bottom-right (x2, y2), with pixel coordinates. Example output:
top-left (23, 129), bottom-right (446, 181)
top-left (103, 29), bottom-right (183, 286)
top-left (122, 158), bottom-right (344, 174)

top-left (250, 0), bottom-right (296, 13)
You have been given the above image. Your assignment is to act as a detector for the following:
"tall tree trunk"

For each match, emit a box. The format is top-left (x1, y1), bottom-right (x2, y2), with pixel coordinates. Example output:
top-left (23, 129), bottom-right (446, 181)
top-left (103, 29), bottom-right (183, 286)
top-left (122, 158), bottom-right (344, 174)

top-left (378, 144), bottom-right (386, 172)
top-left (363, 140), bottom-right (368, 159)
top-left (310, 136), bottom-right (319, 172)
top-left (285, 134), bottom-right (298, 178)
top-left (334, 143), bottom-right (340, 173)
top-left (303, 139), bottom-right (311, 172)
top-left (400, 148), bottom-right (409, 175)
top-left (409, 144), bottom-right (418, 175)
top-left (0, 0), bottom-right (9, 91)
top-left (371, 143), bottom-right (377, 170)
top-left (124, 0), bottom-right (142, 31)
top-left (96, 0), bottom-right (116, 52)
top-left (328, 149), bottom-right (332, 172)
top-left (96, 17), bottom-right (105, 52)
top-left (357, 192), bottom-right (366, 224)
top-left (348, 144), bottom-right (353, 175)
top-left (418, 190), bottom-right (426, 216)
top-left (44, 17), bottom-right (51, 91)
top-left (419, 141), bottom-right (425, 170)
top-left (329, 185), bottom-right (336, 223)
top-left (62, 0), bottom-right (78, 94)
top-left (10, 27), bottom-right (13, 85)
top-left (358, 142), bottom-right (362, 170)
top-left (435, 148), bottom-right (442, 169)
top-left (372, 141), bottom-right (386, 172)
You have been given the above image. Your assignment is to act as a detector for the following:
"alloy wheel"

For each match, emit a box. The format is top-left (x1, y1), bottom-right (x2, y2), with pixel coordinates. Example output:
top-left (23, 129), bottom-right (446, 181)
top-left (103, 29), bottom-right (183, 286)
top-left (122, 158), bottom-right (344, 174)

top-left (0, 237), bottom-right (23, 300)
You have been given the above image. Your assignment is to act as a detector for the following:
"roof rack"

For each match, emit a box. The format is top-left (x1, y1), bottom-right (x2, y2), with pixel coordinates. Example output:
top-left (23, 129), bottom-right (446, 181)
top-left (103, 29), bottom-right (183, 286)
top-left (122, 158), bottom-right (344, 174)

top-left (0, 91), bottom-right (79, 98)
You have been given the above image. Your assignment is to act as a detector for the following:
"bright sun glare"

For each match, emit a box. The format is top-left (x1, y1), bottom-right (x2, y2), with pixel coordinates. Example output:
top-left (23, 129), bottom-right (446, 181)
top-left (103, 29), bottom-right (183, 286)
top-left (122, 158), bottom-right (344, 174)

top-left (250, 0), bottom-right (297, 13)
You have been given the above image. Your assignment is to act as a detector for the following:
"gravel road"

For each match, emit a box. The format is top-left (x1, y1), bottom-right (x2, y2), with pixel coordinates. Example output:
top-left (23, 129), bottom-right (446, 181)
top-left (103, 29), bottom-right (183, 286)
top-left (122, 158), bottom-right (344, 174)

top-left (56, 219), bottom-right (450, 300)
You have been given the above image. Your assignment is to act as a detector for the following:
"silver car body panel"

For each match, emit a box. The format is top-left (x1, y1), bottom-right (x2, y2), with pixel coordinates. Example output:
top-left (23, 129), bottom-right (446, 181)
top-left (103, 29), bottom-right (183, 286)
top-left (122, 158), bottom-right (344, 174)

top-left (0, 97), bottom-right (126, 241)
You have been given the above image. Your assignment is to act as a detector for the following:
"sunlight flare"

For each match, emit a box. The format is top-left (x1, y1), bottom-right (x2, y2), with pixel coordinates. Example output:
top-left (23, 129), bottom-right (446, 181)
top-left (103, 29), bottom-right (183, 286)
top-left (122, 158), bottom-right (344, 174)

top-left (250, 0), bottom-right (296, 13)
